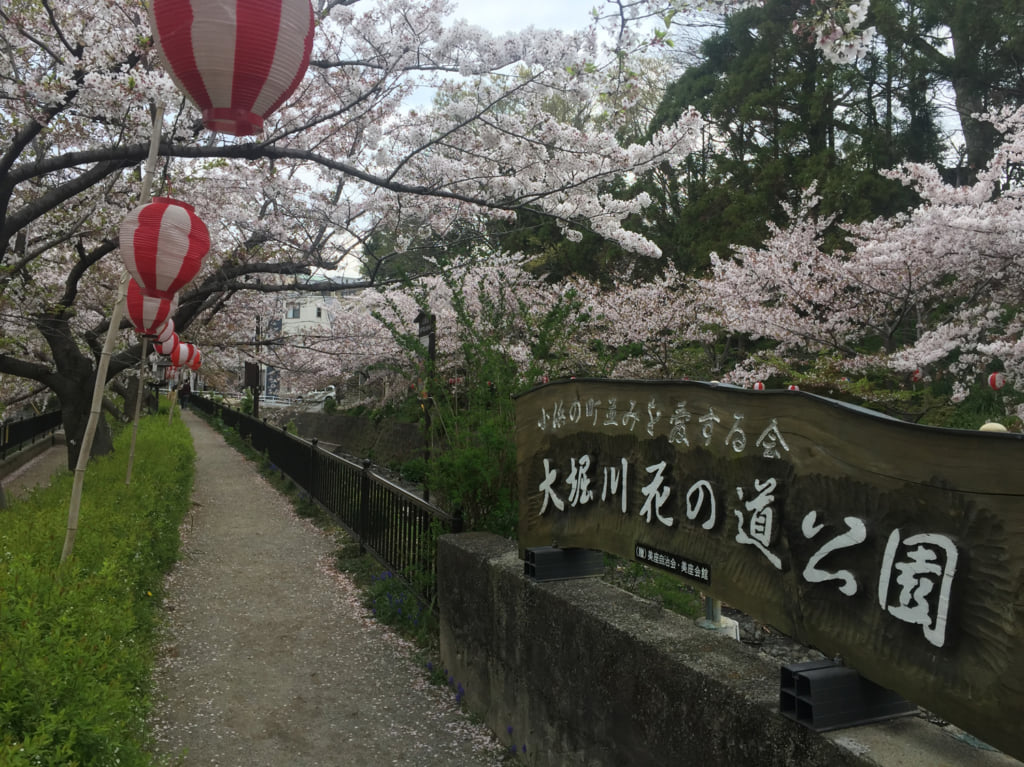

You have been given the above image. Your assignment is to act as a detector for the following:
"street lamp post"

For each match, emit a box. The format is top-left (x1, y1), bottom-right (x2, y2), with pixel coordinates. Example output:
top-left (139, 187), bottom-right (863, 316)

top-left (415, 311), bottom-right (436, 503)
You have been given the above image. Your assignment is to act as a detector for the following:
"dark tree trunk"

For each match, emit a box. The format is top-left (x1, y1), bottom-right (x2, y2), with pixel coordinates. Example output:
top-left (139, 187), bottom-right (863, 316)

top-left (122, 375), bottom-right (158, 417)
top-left (32, 307), bottom-right (126, 469)
top-left (59, 377), bottom-right (114, 470)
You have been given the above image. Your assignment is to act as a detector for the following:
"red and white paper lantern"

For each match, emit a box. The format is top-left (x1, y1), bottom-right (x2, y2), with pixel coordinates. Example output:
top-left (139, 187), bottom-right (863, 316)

top-left (753, 381), bottom-right (766, 390)
top-left (156, 332), bottom-right (179, 356)
top-left (168, 342), bottom-right (194, 368)
top-left (155, 318), bottom-right (176, 344)
top-left (125, 278), bottom-right (174, 336)
top-left (989, 372), bottom-right (1006, 390)
top-left (150, 0), bottom-right (316, 136)
top-left (188, 348), bottom-right (202, 371)
top-left (120, 197), bottom-right (210, 300)
top-left (787, 384), bottom-right (800, 391)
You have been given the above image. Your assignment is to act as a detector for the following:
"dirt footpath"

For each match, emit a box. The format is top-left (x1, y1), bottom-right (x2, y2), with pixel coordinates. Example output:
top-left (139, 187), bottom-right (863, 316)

top-left (148, 411), bottom-right (509, 766)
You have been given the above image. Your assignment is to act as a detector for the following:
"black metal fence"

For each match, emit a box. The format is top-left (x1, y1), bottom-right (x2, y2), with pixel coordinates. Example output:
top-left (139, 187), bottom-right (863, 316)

top-left (0, 410), bottom-right (62, 461)
top-left (191, 394), bottom-right (457, 604)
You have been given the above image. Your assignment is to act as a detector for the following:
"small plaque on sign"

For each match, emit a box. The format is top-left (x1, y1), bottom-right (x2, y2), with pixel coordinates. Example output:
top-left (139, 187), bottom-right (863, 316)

top-left (636, 543), bottom-right (710, 585)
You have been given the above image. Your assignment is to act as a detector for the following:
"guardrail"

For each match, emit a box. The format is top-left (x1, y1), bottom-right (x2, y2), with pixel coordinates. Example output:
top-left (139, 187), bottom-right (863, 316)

top-left (0, 411), bottom-right (62, 461)
top-left (191, 394), bottom-right (458, 605)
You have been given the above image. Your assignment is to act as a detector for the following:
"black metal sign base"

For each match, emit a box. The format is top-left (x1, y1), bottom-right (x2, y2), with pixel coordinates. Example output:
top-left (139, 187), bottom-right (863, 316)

top-left (780, 660), bottom-right (916, 731)
top-left (524, 546), bottom-right (604, 582)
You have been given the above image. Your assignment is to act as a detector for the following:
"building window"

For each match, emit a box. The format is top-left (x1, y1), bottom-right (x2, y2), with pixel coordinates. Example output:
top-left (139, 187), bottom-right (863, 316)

top-left (316, 307), bottom-right (322, 319)
top-left (286, 303), bottom-right (300, 319)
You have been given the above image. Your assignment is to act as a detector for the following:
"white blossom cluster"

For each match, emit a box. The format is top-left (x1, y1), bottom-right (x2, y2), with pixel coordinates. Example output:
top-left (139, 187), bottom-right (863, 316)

top-left (794, 0), bottom-right (877, 64)
top-left (698, 106), bottom-right (1024, 411)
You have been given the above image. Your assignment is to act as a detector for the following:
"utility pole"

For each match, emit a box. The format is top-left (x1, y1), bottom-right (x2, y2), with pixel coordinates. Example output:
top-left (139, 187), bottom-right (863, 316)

top-left (416, 311), bottom-right (436, 503)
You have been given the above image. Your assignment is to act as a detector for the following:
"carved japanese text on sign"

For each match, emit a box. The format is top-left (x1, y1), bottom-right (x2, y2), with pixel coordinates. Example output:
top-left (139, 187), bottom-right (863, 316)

top-left (515, 379), bottom-right (1024, 762)
top-left (537, 451), bottom-right (958, 647)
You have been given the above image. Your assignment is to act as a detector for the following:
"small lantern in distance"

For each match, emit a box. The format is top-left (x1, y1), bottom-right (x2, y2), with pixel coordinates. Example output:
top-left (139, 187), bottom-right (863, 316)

top-left (156, 332), bottom-right (179, 356)
top-left (169, 342), bottom-right (193, 368)
top-left (150, 0), bottom-right (316, 136)
top-left (155, 318), bottom-right (176, 345)
top-left (753, 381), bottom-right (766, 390)
top-left (989, 372), bottom-right (1007, 390)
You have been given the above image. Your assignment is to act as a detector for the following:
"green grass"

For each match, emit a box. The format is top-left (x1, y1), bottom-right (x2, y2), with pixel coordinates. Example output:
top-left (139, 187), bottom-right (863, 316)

top-left (0, 414), bottom-right (195, 767)
top-left (602, 557), bottom-right (704, 618)
top-left (332, 539), bottom-right (441, 649)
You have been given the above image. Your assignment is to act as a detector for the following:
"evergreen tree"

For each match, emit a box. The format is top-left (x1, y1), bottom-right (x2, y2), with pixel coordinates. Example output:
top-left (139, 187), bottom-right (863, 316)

top-left (869, 0), bottom-right (1024, 182)
top-left (645, 0), bottom-right (946, 273)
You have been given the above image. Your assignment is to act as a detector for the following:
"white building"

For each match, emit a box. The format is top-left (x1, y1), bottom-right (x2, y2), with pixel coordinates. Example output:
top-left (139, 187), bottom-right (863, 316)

top-left (264, 276), bottom-right (363, 397)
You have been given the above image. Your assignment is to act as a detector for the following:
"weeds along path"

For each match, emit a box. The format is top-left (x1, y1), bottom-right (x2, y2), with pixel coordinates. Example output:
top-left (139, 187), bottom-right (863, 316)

top-left (149, 410), bottom-right (508, 766)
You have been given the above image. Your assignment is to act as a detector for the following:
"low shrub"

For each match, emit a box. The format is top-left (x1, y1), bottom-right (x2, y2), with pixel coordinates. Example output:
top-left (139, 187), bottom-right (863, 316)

top-left (365, 570), bottom-right (437, 647)
top-left (398, 457), bottom-right (428, 484)
top-left (0, 415), bottom-right (195, 767)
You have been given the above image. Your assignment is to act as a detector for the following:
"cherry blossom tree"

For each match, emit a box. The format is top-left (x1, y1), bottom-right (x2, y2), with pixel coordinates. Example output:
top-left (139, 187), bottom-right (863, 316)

top-left (576, 264), bottom-right (715, 379)
top-left (5, 0), bottom-right (984, 466)
top-left (0, 0), bottom-right (726, 465)
top-left (798, 0), bottom-right (1024, 177)
top-left (697, 106), bottom-right (1024, 420)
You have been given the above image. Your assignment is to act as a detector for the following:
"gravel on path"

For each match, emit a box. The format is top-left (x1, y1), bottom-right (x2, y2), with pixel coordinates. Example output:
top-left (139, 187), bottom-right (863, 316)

top-left (148, 411), bottom-right (509, 766)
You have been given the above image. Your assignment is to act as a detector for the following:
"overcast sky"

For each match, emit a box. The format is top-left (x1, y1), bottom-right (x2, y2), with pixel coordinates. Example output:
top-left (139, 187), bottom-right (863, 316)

top-left (449, 0), bottom-right (596, 34)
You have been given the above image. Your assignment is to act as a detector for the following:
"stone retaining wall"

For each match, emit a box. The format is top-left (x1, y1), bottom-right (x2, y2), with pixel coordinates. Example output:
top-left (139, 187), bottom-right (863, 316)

top-left (292, 413), bottom-right (422, 468)
top-left (437, 533), bottom-right (1019, 767)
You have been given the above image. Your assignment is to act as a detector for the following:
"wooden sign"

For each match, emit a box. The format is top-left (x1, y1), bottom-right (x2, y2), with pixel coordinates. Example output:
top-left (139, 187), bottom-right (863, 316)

top-left (243, 361), bottom-right (260, 391)
top-left (515, 379), bottom-right (1024, 761)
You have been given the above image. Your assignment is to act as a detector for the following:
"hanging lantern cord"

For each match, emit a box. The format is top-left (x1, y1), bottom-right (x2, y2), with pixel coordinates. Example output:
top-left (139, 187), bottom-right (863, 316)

top-left (62, 104), bottom-right (166, 564)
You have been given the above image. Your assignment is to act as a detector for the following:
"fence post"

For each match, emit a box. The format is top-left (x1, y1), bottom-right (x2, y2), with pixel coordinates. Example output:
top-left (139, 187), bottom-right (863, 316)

top-left (309, 438), bottom-right (318, 497)
top-left (359, 459), bottom-right (372, 554)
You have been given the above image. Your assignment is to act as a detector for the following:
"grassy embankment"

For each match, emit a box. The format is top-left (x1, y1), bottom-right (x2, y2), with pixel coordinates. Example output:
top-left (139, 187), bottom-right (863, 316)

top-left (0, 412), bottom-right (194, 767)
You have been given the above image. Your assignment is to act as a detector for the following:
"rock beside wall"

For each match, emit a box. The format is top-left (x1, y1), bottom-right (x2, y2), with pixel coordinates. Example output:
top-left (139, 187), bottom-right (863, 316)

top-left (437, 534), bottom-right (1014, 767)
top-left (293, 413), bottom-right (423, 468)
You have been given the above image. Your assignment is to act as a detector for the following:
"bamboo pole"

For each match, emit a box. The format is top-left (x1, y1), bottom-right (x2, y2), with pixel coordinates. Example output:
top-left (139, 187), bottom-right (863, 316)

top-left (61, 105), bottom-right (164, 563)
top-left (168, 384), bottom-right (178, 425)
top-left (124, 336), bottom-right (149, 485)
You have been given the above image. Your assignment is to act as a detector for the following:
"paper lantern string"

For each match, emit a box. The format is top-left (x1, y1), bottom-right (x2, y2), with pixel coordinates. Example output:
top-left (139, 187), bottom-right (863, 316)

top-left (156, 332), bottom-right (179, 356)
top-left (155, 318), bottom-right (176, 344)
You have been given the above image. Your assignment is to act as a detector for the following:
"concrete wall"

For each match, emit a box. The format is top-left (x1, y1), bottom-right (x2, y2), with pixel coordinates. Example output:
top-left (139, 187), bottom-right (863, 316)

top-left (438, 533), bottom-right (1020, 767)
top-left (293, 413), bottom-right (422, 468)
